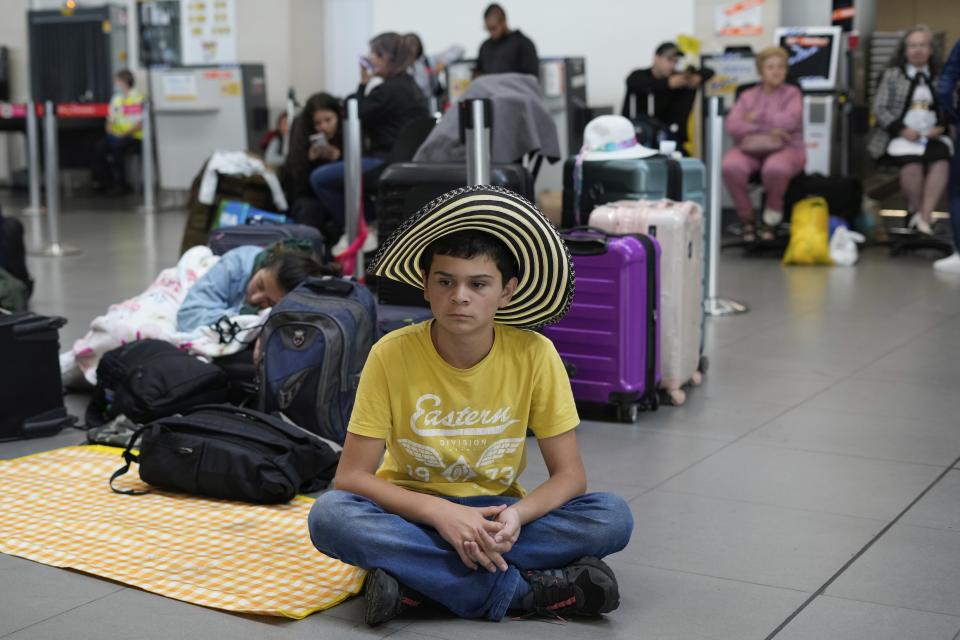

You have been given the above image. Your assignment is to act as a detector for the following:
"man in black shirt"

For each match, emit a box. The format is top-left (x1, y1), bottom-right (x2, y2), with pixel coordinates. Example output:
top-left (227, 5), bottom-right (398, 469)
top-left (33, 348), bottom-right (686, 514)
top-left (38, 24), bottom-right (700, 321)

top-left (622, 42), bottom-right (713, 151)
top-left (475, 4), bottom-right (539, 78)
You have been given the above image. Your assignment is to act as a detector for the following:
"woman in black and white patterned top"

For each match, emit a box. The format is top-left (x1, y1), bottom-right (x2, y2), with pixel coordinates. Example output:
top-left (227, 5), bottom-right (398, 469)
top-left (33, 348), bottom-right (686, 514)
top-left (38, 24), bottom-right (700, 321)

top-left (868, 25), bottom-right (951, 235)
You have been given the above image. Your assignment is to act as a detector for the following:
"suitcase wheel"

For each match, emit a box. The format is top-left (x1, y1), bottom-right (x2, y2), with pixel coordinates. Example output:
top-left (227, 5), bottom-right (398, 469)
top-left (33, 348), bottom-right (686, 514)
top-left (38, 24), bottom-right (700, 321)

top-left (661, 387), bottom-right (687, 406)
top-left (615, 402), bottom-right (638, 423)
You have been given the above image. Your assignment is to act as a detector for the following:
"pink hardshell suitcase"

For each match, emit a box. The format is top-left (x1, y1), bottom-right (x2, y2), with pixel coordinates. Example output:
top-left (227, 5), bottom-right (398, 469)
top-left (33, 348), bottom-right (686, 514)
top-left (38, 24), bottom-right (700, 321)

top-left (589, 199), bottom-right (705, 405)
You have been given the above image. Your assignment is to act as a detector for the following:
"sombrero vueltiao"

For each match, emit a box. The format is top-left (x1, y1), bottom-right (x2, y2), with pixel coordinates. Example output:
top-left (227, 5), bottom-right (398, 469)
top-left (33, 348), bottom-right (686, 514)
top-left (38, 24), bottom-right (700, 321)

top-left (370, 185), bottom-right (575, 329)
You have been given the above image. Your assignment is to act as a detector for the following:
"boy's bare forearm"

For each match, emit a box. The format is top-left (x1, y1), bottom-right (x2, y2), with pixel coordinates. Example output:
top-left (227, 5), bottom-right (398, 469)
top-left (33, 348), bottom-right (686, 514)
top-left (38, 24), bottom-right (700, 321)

top-left (510, 468), bottom-right (586, 525)
top-left (335, 469), bottom-right (448, 527)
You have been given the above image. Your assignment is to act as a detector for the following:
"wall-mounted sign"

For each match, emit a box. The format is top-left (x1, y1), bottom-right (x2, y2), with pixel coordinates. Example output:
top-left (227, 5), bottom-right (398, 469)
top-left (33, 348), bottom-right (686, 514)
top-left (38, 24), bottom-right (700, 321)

top-left (715, 0), bottom-right (765, 37)
top-left (180, 0), bottom-right (237, 65)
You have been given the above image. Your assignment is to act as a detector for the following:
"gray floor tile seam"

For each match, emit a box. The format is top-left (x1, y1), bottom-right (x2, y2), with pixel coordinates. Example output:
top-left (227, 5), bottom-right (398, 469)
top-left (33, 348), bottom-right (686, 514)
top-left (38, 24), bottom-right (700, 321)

top-left (840, 311), bottom-right (960, 380)
top-left (765, 452), bottom-right (960, 640)
top-left (812, 592), bottom-right (960, 622)
top-left (710, 306), bottom-right (947, 372)
top-left (651, 487), bottom-right (894, 524)
top-left (852, 369), bottom-right (960, 395)
top-left (624, 392), bottom-right (837, 506)
top-left (703, 284), bottom-right (932, 353)
top-left (729, 438), bottom-right (954, 470)
top-left (881, 520), bottom-right (960, 537)
top-left (705, 309), bottom-right (822, 352)
top-left (612, 556), bottom-right (814, 595)
top-left (581, 427), bottom-right (734, 446)
top-left (0, 586), bottom-right (126, 640)
top-left (383, 627), bottom-right (451, 640)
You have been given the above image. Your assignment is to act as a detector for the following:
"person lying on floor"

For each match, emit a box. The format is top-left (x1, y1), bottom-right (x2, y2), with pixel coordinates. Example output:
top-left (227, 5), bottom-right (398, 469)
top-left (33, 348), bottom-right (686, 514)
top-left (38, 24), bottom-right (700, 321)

top-left (308, 186), bottom-right (634, 626)
top-left (62, 244), bottom-right (332, 385)
top-left (177, 244), bottom-right (329, 332)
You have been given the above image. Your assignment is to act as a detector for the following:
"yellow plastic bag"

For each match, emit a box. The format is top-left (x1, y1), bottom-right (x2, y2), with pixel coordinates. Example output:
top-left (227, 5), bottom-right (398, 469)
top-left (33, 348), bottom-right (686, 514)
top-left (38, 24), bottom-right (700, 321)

top-left (782, 197), bottom-right (833, 266)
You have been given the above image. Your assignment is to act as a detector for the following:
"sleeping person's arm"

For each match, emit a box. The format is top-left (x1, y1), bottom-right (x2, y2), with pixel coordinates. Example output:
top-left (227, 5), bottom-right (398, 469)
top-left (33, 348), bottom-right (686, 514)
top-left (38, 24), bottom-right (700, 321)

top-left (176, 247), bottom-right (258, 332)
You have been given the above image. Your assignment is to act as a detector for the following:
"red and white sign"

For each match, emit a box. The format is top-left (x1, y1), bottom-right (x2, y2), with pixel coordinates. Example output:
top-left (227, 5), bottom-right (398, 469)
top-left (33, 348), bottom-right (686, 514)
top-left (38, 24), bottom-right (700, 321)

top-left (716, 0), bottom-right (765, 37)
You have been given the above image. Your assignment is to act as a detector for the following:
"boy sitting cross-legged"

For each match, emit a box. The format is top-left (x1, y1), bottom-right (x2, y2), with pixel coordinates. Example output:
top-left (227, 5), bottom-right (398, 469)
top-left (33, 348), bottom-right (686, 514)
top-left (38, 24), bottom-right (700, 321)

top-left (308, 186), bottom-right (634, 625)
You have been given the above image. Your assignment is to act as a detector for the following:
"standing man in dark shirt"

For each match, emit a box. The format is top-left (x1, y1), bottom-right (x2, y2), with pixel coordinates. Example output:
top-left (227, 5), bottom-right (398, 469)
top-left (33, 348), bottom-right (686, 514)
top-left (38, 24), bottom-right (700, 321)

top-left (622, 42), bottom-right (713, 151)
top-left (475, 4), bottom-right (539, 78)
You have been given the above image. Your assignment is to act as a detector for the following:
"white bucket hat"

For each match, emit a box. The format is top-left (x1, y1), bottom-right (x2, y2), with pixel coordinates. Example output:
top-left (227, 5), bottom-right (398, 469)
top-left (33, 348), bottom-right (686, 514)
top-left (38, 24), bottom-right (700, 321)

top-left (580, 115), bottom-right (657, 161)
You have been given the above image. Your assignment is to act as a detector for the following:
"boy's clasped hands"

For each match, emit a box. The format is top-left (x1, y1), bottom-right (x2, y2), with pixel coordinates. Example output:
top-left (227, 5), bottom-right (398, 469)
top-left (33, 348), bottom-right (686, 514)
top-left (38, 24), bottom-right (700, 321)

top-left (432, 502), bottom-right (522, 573)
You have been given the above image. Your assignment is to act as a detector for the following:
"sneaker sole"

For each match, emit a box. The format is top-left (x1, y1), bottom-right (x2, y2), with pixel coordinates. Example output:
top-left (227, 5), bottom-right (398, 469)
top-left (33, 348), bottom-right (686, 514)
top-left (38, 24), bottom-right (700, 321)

top-left (569, 556), bottom-right (620, 615)
top-left (364, 569), bottom-right (401, 627)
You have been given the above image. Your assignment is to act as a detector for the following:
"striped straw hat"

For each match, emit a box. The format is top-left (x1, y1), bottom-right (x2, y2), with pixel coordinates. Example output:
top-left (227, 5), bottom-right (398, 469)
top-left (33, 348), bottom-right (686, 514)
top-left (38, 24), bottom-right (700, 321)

top-left (370, 185), bottom-right (575, 329)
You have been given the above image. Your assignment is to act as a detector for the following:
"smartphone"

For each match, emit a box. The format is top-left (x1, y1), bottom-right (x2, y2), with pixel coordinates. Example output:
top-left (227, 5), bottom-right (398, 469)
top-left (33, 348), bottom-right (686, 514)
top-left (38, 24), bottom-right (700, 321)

top-left (359, 56), bottom-right (373, 72)
top-left (310, 132), bottom-right (328, 148)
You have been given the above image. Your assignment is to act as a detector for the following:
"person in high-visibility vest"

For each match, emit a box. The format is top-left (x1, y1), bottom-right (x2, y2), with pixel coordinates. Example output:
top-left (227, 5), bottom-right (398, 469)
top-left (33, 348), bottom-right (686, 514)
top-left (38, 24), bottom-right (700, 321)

top-left (92, 69), bottom-right (145, 194)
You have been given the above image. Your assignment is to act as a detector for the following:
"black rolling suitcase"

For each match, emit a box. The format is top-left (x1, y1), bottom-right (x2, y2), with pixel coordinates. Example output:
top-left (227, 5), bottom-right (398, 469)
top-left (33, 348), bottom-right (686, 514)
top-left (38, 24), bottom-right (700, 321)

top-left (0, 312), bottom-right (74, 440)
top-left (376, 162), bottom-right (534, 306)
top-left (207, 223), bottom-right (325, 257)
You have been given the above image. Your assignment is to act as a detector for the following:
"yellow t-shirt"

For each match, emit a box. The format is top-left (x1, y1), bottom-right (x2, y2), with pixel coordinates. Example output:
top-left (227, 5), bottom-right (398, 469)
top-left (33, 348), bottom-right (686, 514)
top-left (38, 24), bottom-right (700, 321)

top-left (348, 321), bottom-right (579, 498)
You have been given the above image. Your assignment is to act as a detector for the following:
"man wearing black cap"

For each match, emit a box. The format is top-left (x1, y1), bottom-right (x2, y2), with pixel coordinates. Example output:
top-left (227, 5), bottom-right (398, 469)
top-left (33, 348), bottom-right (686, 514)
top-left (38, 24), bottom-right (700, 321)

top-left (622, 42), bottom-right (713, 151)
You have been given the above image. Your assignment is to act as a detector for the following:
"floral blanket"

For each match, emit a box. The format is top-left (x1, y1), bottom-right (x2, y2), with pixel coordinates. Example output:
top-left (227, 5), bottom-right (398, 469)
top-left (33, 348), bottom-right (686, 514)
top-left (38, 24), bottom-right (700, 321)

top-left (60, 246), bottom-right (264, 385)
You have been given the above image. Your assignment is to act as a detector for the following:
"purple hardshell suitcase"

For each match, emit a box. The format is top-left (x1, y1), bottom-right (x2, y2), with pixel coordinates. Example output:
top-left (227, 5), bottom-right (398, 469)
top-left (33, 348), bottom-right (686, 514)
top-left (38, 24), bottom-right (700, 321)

top-left (543, 229), bottom-right (661, 422)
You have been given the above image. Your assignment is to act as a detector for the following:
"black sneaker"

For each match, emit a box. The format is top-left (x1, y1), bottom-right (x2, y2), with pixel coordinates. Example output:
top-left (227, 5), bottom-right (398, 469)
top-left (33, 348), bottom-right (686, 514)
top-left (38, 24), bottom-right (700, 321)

top-left (363, 568), bottom-right (427, 626)
top-left (519, 556), bottom-right (620, 619)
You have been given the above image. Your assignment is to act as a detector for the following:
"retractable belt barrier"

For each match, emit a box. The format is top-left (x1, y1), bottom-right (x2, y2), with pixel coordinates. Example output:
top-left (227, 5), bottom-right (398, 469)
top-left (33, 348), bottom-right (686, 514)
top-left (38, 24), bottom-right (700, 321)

top-left (0, 99), bottom-right (157, 252)
top-left (704, 96), bottom-right (747, 317)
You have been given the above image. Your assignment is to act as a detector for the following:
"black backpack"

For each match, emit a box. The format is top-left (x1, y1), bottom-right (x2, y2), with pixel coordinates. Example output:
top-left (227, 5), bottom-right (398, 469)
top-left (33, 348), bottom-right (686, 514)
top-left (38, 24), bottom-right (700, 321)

top-left (110, 404), bottom-right (340, 503)
top-left (87, 340), bottom-right (230, 427)
top-left (784, 173), bottom-right (864, 223)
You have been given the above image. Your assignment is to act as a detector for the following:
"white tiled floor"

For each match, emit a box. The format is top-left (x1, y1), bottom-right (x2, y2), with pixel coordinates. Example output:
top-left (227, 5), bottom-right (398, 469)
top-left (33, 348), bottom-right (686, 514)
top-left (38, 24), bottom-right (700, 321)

top-left (2, 191), bottom-right (960, 639)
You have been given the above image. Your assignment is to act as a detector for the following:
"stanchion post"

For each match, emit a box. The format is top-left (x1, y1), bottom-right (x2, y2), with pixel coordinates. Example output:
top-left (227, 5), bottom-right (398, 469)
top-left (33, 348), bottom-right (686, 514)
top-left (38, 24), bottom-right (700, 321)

top-left (32, 101), bottom-right (80, 257)
top-left (704, 96), bottom-right (746, 317)
top-left (343, 97), bottom-right (363, 278)
top-left (140, 99), bottom-right (156, 213)
top-left (461, 98), bottom-right (491, 186)
top-left (23, 100), bottom-right (45, 216)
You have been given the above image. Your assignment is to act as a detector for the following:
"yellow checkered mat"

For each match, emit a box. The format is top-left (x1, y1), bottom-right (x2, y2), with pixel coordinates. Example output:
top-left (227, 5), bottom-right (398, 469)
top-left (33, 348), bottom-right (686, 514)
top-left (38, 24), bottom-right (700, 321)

top-left (0, 446), bottom-right (365, 618)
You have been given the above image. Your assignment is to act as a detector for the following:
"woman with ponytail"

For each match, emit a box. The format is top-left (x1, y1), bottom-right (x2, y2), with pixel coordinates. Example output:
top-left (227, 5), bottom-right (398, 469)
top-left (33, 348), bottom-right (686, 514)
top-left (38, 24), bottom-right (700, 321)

top-left (308, 32), bottom-right (429, 245)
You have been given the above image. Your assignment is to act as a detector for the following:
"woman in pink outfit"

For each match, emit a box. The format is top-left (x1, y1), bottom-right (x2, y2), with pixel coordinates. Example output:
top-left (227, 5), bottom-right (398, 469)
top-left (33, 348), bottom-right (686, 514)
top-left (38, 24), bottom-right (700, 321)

top-left (722, 47), bottom-right (806, 242)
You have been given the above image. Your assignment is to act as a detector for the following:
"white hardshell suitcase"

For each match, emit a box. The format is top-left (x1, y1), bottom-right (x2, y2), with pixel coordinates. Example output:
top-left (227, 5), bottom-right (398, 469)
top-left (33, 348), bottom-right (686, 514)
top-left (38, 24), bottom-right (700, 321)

top-left (589, 199), bottom-right (705, 405)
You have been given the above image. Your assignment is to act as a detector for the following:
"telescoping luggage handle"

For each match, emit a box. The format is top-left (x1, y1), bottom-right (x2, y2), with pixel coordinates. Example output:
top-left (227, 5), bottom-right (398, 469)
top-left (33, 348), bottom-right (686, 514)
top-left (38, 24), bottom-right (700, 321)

top-left (562, 227), bottom-right (609, 256)
top-left (460, 98), bottom-right (493, 187)
top-left (9, 313), bottom-right (67, 336)
top-left (563, 225), bottom-right (658, 256)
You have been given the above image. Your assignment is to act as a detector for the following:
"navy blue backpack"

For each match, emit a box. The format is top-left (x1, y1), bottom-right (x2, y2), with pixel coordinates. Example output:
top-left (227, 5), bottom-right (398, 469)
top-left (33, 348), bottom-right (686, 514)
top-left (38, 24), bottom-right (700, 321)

top-left (258, 277), bottom-right (376, 444)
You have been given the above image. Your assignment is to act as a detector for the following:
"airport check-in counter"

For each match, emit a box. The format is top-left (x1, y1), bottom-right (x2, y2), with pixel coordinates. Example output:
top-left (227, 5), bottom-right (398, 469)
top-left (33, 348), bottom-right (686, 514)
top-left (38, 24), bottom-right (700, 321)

top-left (150, 64), bottom-right (267, 191)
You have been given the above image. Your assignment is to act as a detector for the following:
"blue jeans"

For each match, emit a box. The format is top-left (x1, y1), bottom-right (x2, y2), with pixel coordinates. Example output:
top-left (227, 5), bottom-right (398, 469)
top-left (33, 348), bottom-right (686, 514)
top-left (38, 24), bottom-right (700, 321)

top-left (308, 158), bottom-right (384, 232)
top-left (308, 490), bottom-right (633, 621)
top-left (950, 132), bottom-right (960, 251)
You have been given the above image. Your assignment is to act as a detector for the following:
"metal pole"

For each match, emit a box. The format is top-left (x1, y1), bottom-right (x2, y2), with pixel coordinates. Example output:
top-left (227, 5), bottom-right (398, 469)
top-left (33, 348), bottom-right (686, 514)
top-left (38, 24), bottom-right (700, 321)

top-left (343, 97), bottom-right (363, 277)
top-left (140, 99), bottom-right (156, 213)
top-left (464, 99), bottom-right (491, 186)
top-left (32, 101), bottom-right (80, 257)
top-left (704, 96), bottom-right (746, 317)
top-left (284, 87), bottom-right (296, 160)
top-left (23, 101), bottom-right (45, 216)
